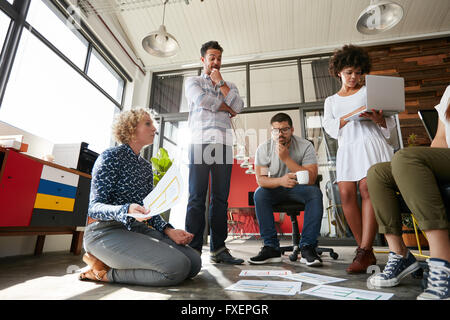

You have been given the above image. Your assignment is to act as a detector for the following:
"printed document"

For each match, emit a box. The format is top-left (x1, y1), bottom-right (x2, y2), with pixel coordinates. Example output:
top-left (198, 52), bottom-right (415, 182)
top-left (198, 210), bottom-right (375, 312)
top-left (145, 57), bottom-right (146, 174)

top-left (280, 272), bottom-right (346, 285)
top-left (239, 270), bottom-right (292, 277)
top-left (225, 280), bottom-right (302, 296)
top-left (300, 285), bottom-right (393, 300)
top-left (127, 165), bottom-right (183, 219)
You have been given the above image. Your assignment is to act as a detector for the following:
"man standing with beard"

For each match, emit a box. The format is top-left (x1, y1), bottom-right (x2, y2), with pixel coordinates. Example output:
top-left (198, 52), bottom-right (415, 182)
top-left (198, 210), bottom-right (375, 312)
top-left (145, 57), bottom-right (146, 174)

top-left (184, 41), bottom-right (244, 264)
top-left (249, 113), bottom-right (324, 266)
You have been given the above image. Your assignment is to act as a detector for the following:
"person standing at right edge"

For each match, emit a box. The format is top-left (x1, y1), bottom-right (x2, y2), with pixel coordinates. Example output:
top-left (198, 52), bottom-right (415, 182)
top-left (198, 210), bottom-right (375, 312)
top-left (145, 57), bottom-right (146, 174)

top-left (322, 45), bottom-right (397, 274)
top-left (184, 41), bottom-right (244, 264)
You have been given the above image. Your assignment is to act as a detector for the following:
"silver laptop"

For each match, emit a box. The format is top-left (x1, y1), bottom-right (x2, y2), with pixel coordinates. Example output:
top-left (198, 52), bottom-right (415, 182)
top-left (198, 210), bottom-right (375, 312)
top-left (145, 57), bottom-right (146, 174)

top-left (344, 75), bottom-right (405, 121)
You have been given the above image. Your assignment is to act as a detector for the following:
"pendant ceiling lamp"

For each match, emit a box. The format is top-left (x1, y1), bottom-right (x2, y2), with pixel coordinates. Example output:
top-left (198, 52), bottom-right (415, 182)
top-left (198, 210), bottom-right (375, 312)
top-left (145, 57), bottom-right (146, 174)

top-left (356, 0), bottom-right (403, 35)
top-left (142, 0), bottom-right (179, 57)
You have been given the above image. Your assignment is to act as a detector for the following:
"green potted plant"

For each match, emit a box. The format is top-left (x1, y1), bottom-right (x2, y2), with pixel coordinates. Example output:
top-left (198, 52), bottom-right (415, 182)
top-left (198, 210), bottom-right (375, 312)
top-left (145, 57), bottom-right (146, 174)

top-left (407, 133), bottom-right (418, 147)
top-left (148, 147), bottom-right (173, 223)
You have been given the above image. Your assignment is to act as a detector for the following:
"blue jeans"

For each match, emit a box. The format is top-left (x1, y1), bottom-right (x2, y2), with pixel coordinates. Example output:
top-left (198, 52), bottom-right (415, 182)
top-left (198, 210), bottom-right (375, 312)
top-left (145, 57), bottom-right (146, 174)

top-left (253, 184), bottom-right (323, 250)
top-left (185, 144), bottom-right (233, 253)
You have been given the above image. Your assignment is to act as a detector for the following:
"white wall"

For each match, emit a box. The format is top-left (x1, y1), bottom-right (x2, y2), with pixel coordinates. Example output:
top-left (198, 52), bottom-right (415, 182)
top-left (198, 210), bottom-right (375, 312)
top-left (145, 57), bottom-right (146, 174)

top-left (0, 120), bottom-right (54, 159)
top-left (0, 4), bottom-right (153, 258)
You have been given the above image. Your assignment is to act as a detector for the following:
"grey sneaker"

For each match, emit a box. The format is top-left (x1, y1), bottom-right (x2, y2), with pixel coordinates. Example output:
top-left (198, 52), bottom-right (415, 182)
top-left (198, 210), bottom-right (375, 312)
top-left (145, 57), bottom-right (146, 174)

top-left (370, 251), bottom-right (420, 287)
top-left (210, 249), bottom-right (244, 265)
top-left (417, 258), bottom-right (450, 300)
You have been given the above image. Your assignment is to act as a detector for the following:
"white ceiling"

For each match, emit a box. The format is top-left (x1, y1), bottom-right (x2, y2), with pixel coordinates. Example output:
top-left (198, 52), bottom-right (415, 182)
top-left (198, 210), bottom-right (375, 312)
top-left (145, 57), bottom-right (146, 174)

top-left (85, 0), bottom-right (450, 72)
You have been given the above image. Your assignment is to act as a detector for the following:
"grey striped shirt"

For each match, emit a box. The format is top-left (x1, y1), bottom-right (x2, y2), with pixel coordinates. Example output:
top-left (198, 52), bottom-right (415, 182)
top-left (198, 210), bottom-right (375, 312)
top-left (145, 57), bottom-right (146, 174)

top-left (185, 73), bottom-right (244, 145)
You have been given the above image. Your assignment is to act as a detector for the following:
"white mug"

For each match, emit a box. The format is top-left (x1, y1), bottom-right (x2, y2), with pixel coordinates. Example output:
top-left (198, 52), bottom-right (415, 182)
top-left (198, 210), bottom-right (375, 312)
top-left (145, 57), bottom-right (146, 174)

top-left (296, 170), bottom-right (309, 185)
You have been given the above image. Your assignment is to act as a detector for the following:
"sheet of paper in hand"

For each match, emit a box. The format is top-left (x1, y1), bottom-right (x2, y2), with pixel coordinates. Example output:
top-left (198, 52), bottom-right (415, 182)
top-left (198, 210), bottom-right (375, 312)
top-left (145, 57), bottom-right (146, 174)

top-left (127, 164), bottom-right (183, 219)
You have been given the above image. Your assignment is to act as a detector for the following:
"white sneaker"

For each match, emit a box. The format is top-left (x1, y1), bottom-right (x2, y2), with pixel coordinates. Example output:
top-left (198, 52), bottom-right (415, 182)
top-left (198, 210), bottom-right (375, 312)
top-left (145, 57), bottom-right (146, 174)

top-left (417, 258), bottom-right (450, 300)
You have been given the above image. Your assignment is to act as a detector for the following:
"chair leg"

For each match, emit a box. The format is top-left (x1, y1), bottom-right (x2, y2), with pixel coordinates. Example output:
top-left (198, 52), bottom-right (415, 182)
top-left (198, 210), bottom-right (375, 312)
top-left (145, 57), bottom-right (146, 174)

top-left (411, 214), bottom-right (430, 259)
top-left (289, 214), bottom-right (300, 261)
top-left (290, 215), bottom-right (300, 246)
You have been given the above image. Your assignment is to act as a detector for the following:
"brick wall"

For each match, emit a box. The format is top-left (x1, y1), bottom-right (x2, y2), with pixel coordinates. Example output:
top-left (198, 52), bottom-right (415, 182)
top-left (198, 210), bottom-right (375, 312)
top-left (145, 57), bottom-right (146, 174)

top-left (366, 37), bottom-right (450, 146)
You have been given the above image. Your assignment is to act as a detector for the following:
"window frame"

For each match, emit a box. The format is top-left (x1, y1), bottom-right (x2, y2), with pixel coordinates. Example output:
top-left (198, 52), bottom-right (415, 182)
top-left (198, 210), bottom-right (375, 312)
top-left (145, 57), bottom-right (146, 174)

top-left (149, 52), bottom-right (334, 117)
top-left (0, 0), bottom-right (130, 109)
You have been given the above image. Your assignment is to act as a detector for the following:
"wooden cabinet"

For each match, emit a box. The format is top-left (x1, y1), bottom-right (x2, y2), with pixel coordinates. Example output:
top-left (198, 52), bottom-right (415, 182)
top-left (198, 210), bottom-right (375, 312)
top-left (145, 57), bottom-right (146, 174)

top-left (0, 147), bottom-right (93, 255)
top-left (0, 148), bottom-right (91, 228)
top-left (30, 166), bottom-right (90, 227)
top-left (0, 149), bottom-right (43, 227)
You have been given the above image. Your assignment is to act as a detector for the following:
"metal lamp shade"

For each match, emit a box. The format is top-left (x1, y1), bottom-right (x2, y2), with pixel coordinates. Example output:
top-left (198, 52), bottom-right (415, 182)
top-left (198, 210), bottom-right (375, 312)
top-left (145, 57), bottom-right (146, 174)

top-left (356, 0), bottom-right (403, 35)
top-left (142, 25), bottom-right (180, 57)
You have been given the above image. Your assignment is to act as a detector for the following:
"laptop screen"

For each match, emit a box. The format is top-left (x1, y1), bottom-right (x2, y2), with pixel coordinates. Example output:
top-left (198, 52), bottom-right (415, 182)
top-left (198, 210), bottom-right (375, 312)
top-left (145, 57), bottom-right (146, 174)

top-left (418, 109), bottom-right (439, 140)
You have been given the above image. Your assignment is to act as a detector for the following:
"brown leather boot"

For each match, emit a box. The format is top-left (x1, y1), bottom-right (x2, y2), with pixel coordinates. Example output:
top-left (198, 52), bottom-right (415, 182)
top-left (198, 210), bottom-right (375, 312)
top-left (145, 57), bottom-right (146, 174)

top-left (346, 247), bottom-right (377, 274)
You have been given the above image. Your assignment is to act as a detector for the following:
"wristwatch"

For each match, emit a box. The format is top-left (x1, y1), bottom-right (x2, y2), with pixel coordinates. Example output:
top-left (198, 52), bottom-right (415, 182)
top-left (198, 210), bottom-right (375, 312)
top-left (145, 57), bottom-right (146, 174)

top-left (218, 80), bottom-right (225, 87)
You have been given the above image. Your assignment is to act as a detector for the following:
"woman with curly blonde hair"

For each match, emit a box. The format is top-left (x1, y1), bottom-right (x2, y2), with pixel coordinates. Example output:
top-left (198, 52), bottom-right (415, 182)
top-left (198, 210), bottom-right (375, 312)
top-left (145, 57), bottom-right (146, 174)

top-left (79, 107), bottom-right (201, 286)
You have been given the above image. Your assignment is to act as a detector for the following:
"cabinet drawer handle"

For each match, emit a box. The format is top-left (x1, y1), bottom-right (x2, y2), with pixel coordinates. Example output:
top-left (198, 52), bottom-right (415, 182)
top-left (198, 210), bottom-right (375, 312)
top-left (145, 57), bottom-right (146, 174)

top-left (7, 176), bottom-right (12, 179)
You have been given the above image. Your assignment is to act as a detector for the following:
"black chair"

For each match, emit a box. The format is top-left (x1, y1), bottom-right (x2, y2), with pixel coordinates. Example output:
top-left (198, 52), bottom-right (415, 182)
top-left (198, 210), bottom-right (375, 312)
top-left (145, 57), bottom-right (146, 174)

top-left (272, 175), bottom-right (339, 262)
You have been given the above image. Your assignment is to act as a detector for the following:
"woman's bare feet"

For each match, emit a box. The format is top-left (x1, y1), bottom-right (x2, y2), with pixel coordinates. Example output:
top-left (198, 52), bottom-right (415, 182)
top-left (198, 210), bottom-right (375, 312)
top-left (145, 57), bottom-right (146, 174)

top-left (79, 252), bottom-right (110, 282)
top-left (79, 268), bottom-right (109, 282)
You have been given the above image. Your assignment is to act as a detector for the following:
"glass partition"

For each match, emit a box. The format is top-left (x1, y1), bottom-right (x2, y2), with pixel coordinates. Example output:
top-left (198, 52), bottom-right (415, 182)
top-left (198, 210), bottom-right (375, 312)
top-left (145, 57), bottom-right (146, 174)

top-left (249, 60), bottom-right (300, 106)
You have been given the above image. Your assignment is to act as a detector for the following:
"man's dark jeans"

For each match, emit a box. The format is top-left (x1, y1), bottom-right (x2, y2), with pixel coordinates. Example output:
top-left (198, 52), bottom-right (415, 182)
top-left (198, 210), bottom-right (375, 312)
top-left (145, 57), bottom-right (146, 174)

top-left (185, 144), bottom-right (233, 253)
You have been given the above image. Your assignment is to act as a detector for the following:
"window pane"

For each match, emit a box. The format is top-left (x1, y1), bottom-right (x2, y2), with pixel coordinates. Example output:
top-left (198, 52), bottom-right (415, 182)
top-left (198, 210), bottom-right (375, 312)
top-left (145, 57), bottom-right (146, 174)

top-left (26, 0), bottom-right (88, 69)
top-left (0, 29), bottom-right (118, 154)
top-left (153, 66), bottom-right (246, 114)
top-left (179, 70), bottom-right (199, 112)
top-left (301, 57), bottom-right (340, 102)
top-left (153, 70), bottom-right (197, 114)
top-left (250, 60), bottom-right (300, 107)
top-left (152, 73), bottom-right (184, 114)
top-left (88, 48), bottom-right (124, 103)
top-left (159, 120), bottom-right (190, 162)
top-left (163, 121), bottom-right (178, 142)
top-left (0, 10), bottom-right (11, 52)
top-left (220, 65), bottom-right (247, 108)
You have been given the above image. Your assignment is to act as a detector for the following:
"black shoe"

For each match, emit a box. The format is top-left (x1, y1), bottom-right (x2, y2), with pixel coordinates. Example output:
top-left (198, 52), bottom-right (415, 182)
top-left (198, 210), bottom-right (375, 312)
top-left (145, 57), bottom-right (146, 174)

top-left (300, 245), bottom-right (323, 267)
top-left (249, 246), bottom-right (282, 265)
top-left (210, 249), bottom-right (244, 265)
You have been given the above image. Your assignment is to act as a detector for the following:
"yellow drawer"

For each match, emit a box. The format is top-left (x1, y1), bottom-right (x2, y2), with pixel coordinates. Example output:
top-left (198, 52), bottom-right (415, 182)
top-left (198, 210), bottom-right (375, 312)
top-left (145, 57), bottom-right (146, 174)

top-left (34, 193), bottom-right (75, 212)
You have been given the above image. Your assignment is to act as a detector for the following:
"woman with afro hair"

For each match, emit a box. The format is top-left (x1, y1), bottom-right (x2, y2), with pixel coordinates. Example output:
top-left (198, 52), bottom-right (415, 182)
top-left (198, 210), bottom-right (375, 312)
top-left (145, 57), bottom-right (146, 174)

top-left (323, 45), bottom-right (397, 274)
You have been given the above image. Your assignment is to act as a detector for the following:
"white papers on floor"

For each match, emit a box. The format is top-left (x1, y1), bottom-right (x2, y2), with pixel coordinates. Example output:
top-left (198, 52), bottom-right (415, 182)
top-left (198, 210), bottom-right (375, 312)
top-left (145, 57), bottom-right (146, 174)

top-left (300, 284), bottom-right (393, 300)
top-left (225, 280), bottom-right (302, 296)
top-left (239, 270), bottom-right (292, 277)
top-left (127, 165), bottom-right (183, 219)
top-left (280, 272), bottom-right (346, 285)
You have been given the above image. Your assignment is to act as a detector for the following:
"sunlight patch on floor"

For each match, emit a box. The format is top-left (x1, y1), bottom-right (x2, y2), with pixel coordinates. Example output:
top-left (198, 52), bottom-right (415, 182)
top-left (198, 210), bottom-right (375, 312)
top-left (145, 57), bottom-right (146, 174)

top-left (99, 287), bottom-right (172, 300)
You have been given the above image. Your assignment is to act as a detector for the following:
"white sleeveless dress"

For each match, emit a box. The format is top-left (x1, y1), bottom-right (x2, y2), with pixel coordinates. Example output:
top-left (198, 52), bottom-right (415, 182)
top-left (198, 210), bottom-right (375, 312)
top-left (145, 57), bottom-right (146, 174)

top-left (323, 86), bottom-right (396, 182)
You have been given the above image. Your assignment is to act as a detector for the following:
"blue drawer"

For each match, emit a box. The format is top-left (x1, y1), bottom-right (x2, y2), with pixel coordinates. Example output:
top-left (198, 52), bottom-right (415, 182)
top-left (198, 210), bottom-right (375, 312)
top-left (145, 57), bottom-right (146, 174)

top-left (37, 179), bottom-right (77, 199)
